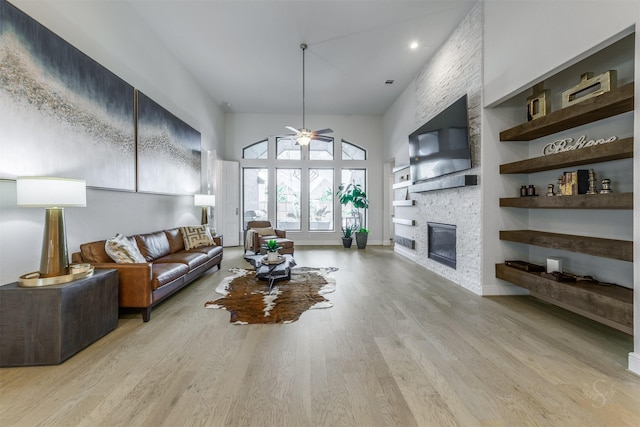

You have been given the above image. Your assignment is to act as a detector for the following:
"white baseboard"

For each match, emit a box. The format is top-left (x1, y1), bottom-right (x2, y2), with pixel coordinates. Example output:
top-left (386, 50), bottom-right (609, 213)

top-left (394, 245), bottom-right (416, 261)
top-left (629, 352), bottom-right (640, 376)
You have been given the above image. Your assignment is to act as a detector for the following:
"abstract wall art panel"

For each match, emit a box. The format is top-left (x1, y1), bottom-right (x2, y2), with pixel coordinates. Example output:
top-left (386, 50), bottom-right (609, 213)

top-left (136, 91), bottom-right (201, 195)
top-left (0, 0), bottom-right (136, 190)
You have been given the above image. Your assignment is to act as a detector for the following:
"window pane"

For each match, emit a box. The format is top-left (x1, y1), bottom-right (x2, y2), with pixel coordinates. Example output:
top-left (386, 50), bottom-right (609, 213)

top-left (243, 140), bottom-right (268, 159)
top-left (340, 169), bottom-right (366, 229)
top-left (243, 168), bottom-right (268, 229)
top-left (341, 140), bottom-right (366, 160)
top-left (276, 168), bottom-right (301, 231)
top-left (309, 169), bottom-right (333, 231)
top-left (277, 137), bottom-right (301, 160)
top-left (309, 138), bottom-right (334, 160)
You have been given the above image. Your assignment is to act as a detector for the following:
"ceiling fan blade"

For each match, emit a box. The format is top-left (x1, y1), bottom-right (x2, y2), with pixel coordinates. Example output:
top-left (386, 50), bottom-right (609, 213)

top-left (314, 136), bottom-right (334, 142)
top-left (313, 128), bottom-right (333, 135)
top-left (285, 126), bottom-right (300, 134)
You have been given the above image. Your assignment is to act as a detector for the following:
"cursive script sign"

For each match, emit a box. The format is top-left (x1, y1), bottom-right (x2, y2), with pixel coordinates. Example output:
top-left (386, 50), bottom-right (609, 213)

top-left (543, 135), bottom-right (617, 155)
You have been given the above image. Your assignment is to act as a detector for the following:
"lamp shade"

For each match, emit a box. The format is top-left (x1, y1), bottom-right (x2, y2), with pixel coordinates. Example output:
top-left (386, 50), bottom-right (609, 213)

top-left (17, 177), bottom-right (86, 207)
top-left (194, 194), bottom-right (215, 207)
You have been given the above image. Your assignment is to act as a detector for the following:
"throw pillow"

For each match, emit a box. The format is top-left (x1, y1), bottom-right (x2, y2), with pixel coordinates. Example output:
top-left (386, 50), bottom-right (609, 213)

top-left (105, 233), bottom-right (146, 263)
top-left (252, 227), bottom-right (276, 236)
top-left (181, 225), bottom-right (216, 250)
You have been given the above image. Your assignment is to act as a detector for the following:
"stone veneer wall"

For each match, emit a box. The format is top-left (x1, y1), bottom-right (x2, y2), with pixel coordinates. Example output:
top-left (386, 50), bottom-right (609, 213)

top-left (411, 3), bottom-right (483, 294)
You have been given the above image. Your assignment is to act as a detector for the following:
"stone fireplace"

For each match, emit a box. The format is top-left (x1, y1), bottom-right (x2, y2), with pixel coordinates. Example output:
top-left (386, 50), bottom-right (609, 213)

top-left (428, 222), bottom-right (457, 269)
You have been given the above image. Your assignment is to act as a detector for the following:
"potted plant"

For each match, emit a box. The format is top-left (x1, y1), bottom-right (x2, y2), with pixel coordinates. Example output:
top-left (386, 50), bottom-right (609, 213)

top-left (337, 182), bottom-right (369, 248)
top-left (341, 225), bottom-right (355, 248)
top-left (355, 227), bottom-right (369, 249)
top-left (262, 239), bottom-right (281, 262)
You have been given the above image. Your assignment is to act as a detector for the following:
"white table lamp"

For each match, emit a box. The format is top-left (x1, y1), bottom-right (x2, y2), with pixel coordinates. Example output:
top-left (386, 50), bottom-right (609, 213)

top-left (17, 177), bottom-right (86, 284)
top-left (194, 194), bottom-right (215, 225)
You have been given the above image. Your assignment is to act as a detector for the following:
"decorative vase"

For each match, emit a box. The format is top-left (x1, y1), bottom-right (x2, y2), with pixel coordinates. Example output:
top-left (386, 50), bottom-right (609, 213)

top-left (267, 251), bottom-right (278, 262)
top-left (342, 237), bottom-right (353, 248)
top-left (355, 232), bottom-right (368, 249)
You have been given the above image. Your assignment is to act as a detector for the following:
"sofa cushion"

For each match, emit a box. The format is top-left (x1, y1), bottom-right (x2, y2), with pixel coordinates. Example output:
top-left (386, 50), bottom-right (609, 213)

top-left (79, 240), bottom-right (112, 263)
top-left (188, 245), bottom-right (223, 259)
top-left (156, 252), bottom-right (209, 270)
top-left (150, 263), bottom-right (189, 290)
top-left (180, 225), bottom-right (216, 250)
top-left (136, 231), bottom-right (171, 262)
top-left (164, 228), bottom-right (186, 254)
top-left (105, 234), bottom-right (146, 263)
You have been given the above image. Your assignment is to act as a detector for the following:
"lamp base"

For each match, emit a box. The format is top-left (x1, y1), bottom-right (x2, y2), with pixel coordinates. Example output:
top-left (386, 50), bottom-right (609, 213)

top-left (19, 264), bottom-right (94, 287)
top-left (40, 207), bottom-right (69, 277)
top-left (201, 206), bottom-right (208, 225)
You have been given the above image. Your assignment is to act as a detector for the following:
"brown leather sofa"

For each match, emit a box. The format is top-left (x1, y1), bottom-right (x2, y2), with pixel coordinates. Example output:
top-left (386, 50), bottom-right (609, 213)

top-left (244, 220), bottom-right (294, 255)
top-left (72, 228), bottom-right (222, 322)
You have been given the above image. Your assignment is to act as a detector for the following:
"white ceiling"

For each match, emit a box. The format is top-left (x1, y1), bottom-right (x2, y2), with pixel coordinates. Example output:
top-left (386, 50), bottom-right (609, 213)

top-left (129, 0), bottom-right (477, 116)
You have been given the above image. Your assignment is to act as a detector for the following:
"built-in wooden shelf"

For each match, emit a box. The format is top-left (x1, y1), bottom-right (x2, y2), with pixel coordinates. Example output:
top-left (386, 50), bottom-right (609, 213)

top-left (495, 263), bottom-right (633, 334)
top-left (393, 181), bottom-right (411, 189)
top-left (500, 137), bottom-right (634, 174)
top-left (499, 192), bottom-right (632, 209)
top-left (393, 218), bottom-right (415, 226)
top-left (410, 174), bottom-right (477, 193)
top-left (392, 164), bottom-right (410, 173)
top-left (499, 230), bottom-right (632, 262)
top-left (500, 82), bottom-right (634, 141)
top-left (394, 235), bottom-right (415, 249)
top-left (392, 200), bottom-right (416, 207)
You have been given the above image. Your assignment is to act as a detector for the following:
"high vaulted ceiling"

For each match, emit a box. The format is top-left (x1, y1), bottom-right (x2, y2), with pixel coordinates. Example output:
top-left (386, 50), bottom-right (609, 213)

top-left (129, 0), bottom-right (477, 116)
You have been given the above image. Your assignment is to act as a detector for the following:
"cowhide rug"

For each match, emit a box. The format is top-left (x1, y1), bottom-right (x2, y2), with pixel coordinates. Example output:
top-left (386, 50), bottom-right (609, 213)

top-left (205, 266), bottom-right (337, 324)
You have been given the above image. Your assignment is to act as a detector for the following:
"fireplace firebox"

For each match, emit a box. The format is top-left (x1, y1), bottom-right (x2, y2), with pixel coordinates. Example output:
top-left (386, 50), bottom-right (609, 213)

top-left (428, 223), bottom-right (456, 269)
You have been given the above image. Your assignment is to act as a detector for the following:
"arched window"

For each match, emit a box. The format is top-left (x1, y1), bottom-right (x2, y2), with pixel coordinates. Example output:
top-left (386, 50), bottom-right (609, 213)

top-left (243, 139), bottom-right (268, 159)
top-left (341, 140), bottom-right (366, 160)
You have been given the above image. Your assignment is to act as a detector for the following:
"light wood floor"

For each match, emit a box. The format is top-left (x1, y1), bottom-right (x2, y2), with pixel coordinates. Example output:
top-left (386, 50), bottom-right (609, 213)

top-left (1, 246), bottom-right (638, 426)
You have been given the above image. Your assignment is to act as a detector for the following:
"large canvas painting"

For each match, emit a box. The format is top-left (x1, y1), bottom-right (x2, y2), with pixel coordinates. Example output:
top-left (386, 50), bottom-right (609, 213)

top-left (136, 91), bottom-right (201, 195)
top-left (0, 0), bottom-right (136, 190)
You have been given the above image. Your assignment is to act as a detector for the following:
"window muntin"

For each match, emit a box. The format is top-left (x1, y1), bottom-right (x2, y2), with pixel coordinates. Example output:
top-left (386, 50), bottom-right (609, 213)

top-left (340, 168), bottom-right (366, 229)
top-left (243, 140), bottom-right (268, 159)
top-left (276, 168), bottom-right (301, 231)
top-left (341, 140), bottom-right (366, 160)
top-left (243, 168), bottom-right (268, 228)
top-left (276, 137), bottom-right (301, 160)
top-left (309, 138), bottom-right (334, 160)
top-left (309, 168), bottom-right (334, 231)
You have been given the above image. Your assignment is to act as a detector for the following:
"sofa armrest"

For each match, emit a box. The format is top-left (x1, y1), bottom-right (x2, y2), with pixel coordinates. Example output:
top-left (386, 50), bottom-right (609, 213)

top-left (91, 262), bottom-right (153, 307)
top-left (213, 235), bottom-right (222, 246)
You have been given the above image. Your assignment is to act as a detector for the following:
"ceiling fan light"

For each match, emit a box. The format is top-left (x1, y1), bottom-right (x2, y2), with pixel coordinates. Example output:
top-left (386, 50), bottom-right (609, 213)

top-left (297, 133), bottom-right (312, 146)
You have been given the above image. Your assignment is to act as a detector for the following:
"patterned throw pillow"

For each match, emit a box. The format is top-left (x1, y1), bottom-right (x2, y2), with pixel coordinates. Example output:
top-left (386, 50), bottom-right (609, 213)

top-left (252, 227), bottom-right (276, 236)
top-left (181, 225), bottom-right (216, 250)
top-left (105, 233), bottom-right (146, 263)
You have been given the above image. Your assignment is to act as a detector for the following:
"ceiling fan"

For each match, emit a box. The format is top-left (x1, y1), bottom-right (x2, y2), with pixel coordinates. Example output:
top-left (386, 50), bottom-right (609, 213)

top-left (283, 43), bottom-right (333, 146)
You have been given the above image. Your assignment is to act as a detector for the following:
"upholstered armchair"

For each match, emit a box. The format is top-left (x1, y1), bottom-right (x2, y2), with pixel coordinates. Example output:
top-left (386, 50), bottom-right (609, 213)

top-left (244, 220), bottom-right (294, 255)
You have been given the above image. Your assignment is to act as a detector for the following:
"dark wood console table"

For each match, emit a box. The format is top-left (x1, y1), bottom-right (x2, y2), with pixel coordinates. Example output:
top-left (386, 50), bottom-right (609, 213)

top-left (0, 269), bottom-right (119, 367)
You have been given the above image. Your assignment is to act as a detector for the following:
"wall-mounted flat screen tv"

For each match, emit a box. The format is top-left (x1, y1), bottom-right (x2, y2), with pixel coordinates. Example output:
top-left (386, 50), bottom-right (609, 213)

top-left (409, 94), bottom-right (471, 184)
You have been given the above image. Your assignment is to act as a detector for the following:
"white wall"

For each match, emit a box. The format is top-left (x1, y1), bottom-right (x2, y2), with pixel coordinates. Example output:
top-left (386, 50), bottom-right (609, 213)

top-left (483, 0), bottom-right (639, 375)
top-left (224, 113), bottom-right (384, 245)
top-left (0, 0), bottom-right (224, 284)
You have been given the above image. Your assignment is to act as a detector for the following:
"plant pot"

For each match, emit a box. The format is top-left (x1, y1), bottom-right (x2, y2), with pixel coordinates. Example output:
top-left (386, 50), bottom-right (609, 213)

top-left (342, 237), bottom-right (353, 248)
top-left (267, 251), bottom-right (278, 262)
top-left (355, 232), bottom-right (368, 249)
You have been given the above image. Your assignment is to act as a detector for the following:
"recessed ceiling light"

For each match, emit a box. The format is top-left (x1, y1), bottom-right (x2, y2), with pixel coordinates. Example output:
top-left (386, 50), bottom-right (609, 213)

top-left (409, 41), bottom-right (419, 50)
top-left (385, 80), bottom-right (394, 85)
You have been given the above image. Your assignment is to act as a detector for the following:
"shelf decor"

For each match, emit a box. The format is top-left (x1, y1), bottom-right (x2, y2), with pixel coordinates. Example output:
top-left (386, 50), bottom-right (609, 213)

top-left (526, 83), bottom-right (550, 121)
top-left (542, 134), bottom-right (617, 155)
top-left (562, 71), bottom-right (617, 108)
